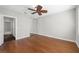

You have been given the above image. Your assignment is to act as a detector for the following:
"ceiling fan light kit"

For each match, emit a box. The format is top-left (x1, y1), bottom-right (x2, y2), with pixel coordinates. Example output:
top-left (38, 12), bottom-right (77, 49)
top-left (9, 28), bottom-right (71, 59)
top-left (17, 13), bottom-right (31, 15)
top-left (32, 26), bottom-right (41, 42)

top-left (28, 5), bottom-right (48, 16)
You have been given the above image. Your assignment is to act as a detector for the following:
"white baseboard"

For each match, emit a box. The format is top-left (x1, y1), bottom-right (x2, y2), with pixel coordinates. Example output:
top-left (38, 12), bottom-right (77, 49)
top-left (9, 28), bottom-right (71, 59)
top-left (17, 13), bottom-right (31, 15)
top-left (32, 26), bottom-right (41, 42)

top-left (33, 33), bottom-right (75, 42)
top-left (75, 41), bottom-right (79, 48)
top-left (16, 35), bottom-right (30, 40)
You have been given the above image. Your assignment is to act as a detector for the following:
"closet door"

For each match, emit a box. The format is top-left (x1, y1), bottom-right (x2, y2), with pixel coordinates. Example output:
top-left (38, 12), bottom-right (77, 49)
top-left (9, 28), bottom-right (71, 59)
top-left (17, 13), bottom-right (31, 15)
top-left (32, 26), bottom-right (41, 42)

top-left (0, 16), bottom-right (4, 46)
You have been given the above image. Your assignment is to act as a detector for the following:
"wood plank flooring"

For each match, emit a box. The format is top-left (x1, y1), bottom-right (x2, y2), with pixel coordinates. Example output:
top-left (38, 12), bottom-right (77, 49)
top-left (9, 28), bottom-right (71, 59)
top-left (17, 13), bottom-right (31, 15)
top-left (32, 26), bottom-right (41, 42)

top-left (0, 34), bottom-right (79, 53)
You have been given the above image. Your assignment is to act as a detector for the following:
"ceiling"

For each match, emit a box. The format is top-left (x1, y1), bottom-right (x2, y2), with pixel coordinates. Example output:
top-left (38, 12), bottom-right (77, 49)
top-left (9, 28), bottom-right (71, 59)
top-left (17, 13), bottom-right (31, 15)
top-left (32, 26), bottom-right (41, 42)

top-left (0, 5), bottom-right (76, 19)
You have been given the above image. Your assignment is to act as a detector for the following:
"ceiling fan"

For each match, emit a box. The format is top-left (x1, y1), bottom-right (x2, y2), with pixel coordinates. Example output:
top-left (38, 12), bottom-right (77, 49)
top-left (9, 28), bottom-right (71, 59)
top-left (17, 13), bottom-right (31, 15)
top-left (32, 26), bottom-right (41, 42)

top-left (27, 5), bottom-right (48, 16)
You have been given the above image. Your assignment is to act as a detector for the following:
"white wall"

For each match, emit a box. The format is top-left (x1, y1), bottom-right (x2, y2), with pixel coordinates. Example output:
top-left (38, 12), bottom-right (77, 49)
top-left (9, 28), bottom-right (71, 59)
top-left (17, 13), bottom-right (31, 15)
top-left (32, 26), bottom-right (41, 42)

top-left (31, 19), bottom-right (38, 33)
top-left (0, 7), bottom-right (32, 40)
top-left (37, 9), bottom-right (76, 41)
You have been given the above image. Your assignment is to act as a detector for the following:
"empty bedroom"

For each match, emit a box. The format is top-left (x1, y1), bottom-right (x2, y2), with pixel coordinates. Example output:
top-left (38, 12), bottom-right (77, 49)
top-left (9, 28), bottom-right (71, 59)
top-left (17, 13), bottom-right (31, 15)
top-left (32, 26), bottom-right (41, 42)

top-left (0, 5), bottom-right (79, 53)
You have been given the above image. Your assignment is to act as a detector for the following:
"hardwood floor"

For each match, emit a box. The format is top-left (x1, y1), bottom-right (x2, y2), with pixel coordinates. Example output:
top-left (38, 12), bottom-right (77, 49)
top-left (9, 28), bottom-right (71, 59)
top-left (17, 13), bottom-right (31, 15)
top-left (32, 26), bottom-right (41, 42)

top-left (0, 34), bottom-right (79, 53)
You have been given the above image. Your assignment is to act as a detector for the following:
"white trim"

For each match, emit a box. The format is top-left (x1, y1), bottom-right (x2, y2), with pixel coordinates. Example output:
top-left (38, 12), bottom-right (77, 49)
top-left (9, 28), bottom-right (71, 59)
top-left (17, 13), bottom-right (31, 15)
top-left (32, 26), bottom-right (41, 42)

top-left (33, 33), bottom-right (75, 42)
top-left (16, 35), bottom-right (30, 40)
top-left (1, 14), bottom-right (16, 18)
top-left (75, 41), bottom-right (79, 48)
top-left (2, 15), bottom-right (17, 40)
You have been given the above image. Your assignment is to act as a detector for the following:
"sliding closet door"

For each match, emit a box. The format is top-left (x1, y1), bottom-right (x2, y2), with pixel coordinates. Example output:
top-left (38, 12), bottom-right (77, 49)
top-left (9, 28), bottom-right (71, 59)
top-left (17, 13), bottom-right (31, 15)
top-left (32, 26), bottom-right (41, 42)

top-left (0, 16), bottom-right (4, 46)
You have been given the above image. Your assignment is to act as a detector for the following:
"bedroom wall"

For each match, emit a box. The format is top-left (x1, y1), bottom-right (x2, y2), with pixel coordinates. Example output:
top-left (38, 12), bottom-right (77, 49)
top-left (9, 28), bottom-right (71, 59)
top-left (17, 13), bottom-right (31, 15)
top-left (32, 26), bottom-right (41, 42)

top-left (37, 9), bottom-right (76, 41)
top-left (30, 19), bottom-right (38, 34)
top-left (0, 7), bottom-right (32, 40)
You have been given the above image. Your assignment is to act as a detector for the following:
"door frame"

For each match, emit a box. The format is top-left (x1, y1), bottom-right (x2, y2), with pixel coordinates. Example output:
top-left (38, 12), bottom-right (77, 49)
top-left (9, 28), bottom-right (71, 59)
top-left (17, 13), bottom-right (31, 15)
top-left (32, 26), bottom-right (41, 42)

top-left (2, 15), bottom-right (17, 41)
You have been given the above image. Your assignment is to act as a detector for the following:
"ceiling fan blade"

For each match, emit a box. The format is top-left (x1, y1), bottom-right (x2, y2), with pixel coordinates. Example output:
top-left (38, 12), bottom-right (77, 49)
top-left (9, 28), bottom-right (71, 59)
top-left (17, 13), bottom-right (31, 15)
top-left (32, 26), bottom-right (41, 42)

top-left (41, 10), bottom-right (47, 13)
top-left (28, 8), bottom-right (35, 11)
top-left (31, 12), bottom-right (37, 14)
top-left (38, 12), bottom-right (42, 15)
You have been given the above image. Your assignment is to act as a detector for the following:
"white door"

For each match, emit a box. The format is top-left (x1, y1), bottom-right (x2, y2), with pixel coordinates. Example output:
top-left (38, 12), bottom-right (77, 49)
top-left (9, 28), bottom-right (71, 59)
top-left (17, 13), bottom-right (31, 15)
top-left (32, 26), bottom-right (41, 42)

top-left (0, 15), bottom-right (4, 46)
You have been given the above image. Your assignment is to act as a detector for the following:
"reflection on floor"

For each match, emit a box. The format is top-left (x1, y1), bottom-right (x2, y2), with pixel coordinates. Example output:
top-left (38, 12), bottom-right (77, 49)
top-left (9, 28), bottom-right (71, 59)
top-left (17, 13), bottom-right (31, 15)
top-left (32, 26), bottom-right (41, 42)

top-left (0, 34), bottom-right (79, 53)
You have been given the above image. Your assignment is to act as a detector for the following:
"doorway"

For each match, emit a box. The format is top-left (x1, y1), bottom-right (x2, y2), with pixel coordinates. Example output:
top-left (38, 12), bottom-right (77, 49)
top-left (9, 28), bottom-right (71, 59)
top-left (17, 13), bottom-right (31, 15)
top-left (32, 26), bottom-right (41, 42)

top-left (4, 16), bottom-right (16, 42)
